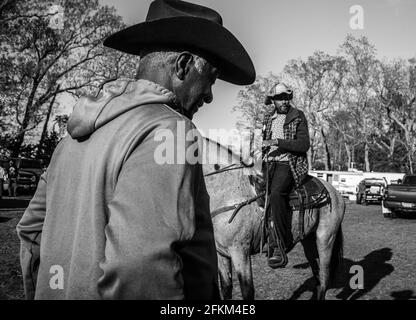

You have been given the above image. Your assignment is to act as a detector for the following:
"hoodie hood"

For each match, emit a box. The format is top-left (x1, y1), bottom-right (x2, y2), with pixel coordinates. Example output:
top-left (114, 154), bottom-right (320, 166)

top-left (67, 79), bottom-right (176, 139)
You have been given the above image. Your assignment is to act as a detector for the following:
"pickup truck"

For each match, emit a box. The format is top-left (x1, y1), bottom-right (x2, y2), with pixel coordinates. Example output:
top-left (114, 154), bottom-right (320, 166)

top-left (382, 174), bottom-right (416, 218)
top-left (356, 178), bottom-right (386, 205)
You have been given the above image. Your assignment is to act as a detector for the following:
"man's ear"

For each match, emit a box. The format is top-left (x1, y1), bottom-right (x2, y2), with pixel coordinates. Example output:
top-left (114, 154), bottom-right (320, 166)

top-left (175, 52), bottom-right (194, 80)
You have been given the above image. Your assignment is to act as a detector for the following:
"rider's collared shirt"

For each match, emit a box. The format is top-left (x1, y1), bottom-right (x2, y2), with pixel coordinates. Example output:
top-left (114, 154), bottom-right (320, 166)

top-left (268, 111), bottom-right (289, 162)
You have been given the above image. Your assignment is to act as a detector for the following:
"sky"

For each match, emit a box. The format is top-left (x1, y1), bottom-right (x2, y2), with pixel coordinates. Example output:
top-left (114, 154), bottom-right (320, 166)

top-left (97, 0), bottom-right (416, 133)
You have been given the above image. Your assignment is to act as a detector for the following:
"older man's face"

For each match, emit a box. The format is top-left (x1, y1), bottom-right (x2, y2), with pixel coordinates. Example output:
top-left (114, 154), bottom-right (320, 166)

top-left (176, 56), bottom-right (218, 120)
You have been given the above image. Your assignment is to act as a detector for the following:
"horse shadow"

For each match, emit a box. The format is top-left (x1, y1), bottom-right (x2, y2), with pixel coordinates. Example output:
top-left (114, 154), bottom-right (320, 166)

top-left (289, 247), bottom-right (394, 300)
top-left (0, 217), bottom-right (12, 223)
top-left (390, 290), bottom-right (416, 300)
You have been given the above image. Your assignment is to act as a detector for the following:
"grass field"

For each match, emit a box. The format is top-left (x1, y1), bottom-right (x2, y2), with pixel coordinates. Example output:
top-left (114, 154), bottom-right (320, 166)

top-left (1, 202), bottom-right (415, 300)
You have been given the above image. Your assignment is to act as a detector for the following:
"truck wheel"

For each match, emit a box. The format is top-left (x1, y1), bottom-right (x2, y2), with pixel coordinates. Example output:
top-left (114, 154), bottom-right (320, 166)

top-left (384, 211), bottom-right (397, 219)
top-left (383, 211), bottom-right (391, 218)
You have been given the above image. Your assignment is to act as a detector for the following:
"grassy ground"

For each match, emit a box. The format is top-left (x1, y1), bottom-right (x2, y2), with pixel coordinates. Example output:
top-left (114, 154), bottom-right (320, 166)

top-left (231, 201), bottom-right (416, 300)
top-left (0, 210), bottom-right (24, 300)
top-left (0, 202), bottom-right (415, 300)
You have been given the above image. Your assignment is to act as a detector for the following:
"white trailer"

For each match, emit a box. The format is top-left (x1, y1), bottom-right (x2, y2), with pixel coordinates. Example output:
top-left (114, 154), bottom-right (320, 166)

top-left (309, 170), bottom-right (406, 200)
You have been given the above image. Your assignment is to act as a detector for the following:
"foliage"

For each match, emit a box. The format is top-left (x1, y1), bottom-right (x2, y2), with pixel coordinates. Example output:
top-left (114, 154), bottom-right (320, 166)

top-left (234, 35), bottom-right (416, 173)
top-left (0, 0), bottom-right (138, 158)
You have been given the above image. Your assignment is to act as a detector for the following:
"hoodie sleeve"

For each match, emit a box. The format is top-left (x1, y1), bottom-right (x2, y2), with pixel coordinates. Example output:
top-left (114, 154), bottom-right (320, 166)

top-left (16, 173), bottom-right (47, 300)
top-left (97, 119), bottom-right (201, 299)
top-left (277, 111), bottom-right (310, 154)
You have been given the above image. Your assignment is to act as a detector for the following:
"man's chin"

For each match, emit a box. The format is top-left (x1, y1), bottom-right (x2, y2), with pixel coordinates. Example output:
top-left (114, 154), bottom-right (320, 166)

top-left (183, 108), bottom-right (197, 120)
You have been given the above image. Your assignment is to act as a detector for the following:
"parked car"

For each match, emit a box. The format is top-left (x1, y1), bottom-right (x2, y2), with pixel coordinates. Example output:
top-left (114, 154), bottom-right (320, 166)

top-left (0, 157), bottom-right (43, 195)
top-left (382, 174), bottom-right (416, 218)
top-left (356, 178), bottom-right (386, 205)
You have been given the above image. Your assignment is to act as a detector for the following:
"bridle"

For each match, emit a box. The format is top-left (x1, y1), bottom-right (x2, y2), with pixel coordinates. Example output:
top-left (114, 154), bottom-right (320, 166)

top-left (204, 159), bottom-right (254, 177)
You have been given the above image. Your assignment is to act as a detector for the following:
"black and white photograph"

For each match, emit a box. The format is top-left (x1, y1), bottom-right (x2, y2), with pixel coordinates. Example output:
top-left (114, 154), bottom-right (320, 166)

top-left (0, 0), bottom-right (415, 305)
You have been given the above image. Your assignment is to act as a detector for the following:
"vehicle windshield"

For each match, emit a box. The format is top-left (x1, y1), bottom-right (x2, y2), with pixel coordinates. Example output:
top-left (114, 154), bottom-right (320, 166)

top-left (365, 179), bottom-right (384, 186)
top-left (403, 176), bottom-right (416, 185)
top-left (20, 159), bottom-right (42, 169)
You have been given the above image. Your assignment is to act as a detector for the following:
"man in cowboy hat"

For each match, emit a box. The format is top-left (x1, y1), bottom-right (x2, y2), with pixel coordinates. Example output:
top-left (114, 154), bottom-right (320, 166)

top-left (262, 82), bottom-right (310, 268)
top-left (17, 0), bottom-right (255, 299)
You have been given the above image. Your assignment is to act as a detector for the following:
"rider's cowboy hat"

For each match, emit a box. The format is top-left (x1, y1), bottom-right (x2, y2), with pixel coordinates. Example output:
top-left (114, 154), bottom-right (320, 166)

top-left (103, 0), bottom-right (255, 85)
top-left (265, 82), bottom-right (293, 105)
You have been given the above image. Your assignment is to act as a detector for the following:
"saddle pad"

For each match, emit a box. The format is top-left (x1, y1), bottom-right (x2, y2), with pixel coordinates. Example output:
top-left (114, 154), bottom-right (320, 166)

top-left (290, 208), bottom-right (319, 244)
top-left (289, 175), bottom-right (329, 210)
top-left (255, 207), bottom-right (319, 254)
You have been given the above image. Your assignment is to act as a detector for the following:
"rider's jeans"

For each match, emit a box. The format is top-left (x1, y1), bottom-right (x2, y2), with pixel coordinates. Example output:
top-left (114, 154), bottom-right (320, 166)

top-left (269, 161), bottom-right (295, 249)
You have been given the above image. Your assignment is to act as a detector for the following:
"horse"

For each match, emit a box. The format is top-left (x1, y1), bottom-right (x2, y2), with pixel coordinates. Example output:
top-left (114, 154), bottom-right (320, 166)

top-left (201, 137), bottom-right (345, 300)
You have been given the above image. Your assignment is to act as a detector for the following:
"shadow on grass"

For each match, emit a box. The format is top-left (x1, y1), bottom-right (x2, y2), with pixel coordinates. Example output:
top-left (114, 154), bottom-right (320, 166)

top-left (390, 290), bottom-right (416, 300)
top-left (289, 247), bottom-right (394, 300)
top-left (0, 217), bottom-right (12, 223)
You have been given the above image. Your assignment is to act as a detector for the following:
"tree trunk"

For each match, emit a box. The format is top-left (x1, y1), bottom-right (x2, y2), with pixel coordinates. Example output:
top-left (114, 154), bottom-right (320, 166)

top-left (321, 128), bottom-right (331, 170)
top-left (404, 130), bottom-right (414, 173)
top-left (37, 90), bottom-right (59, 157)
top-left (408, 145), bottom-right (414, 174)
top-left (364, 141), bottom-right (370, 172)
top-left (345, 143), bottom-right (351, 170)
top-left (11, 79), bottom-right (39, 157)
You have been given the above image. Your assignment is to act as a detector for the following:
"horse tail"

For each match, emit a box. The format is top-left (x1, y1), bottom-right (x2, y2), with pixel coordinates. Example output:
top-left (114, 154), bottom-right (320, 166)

top-left (329, 225), bottom-right (344, 282)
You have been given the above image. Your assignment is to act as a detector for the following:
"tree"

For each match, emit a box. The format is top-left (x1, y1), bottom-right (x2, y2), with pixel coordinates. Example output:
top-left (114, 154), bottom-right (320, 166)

top-left (338, 35), bottom-right (379, 171)
top-left (233, 74), bottom-right (280, 150)
top-left (282, 52), bottom-right (347, 170)
top-left (376, 59), bottom-right (416, 173)
top-left (230, 35), bottom-right (414, 173)
top-left (0, 0), bottom-right (137, 157)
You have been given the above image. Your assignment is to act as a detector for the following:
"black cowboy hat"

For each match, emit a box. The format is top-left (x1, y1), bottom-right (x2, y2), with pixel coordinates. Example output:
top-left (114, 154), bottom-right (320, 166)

top-left (103, 0), bottom-right (255, 85)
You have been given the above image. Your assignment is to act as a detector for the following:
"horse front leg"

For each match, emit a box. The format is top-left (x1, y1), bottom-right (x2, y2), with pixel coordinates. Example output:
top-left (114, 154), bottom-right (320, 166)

top-left (230, 247), bottom-right (254, 300)
top-left (217, 253), bottom-right (233, 300)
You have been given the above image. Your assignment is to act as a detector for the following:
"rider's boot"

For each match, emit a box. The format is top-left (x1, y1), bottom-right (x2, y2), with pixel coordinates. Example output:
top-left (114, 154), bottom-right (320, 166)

top-left (267, 231), bottom-right (288, 268)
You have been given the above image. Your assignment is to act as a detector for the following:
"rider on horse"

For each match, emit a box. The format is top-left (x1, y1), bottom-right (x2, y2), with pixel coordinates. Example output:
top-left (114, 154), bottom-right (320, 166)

top-left (262, 82), bottom-right (310, 268)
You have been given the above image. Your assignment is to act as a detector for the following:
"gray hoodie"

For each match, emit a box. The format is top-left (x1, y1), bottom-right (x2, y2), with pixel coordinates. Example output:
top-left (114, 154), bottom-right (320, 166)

top-left (16, 79), bottom-right (219, 299)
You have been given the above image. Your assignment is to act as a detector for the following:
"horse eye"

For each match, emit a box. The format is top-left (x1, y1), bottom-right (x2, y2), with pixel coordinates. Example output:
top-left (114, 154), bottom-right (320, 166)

top-left (214, 164), bottom-right (220, 171)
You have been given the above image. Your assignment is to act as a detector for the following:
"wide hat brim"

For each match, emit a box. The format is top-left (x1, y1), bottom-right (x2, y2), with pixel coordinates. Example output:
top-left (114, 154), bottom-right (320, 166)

top-left (103, 16), bottom-right (256, 85)
top-left (268, 92), bottom-right (293, 101)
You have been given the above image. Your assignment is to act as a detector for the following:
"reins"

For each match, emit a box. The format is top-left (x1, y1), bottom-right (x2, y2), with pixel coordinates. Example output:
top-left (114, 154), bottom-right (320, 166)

top-left (205, 159), bottom-right (260, 224)
top-left (204, 160), bottom-right (254, 177)
top-left (202, 135), bottom-right (259, 223)
top-left (204, 163), bottom-right (237, 177)
top-left (211, 192), bottom-right (265, 223)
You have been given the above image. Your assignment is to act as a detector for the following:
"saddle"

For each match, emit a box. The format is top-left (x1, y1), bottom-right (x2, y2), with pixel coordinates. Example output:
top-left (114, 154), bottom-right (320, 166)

top-left (251, 175), bottom-right (330, 255)
top-left (259, 175), bottom-right (330, 251)
top-left (288, 175), bottom-right (330, 241)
